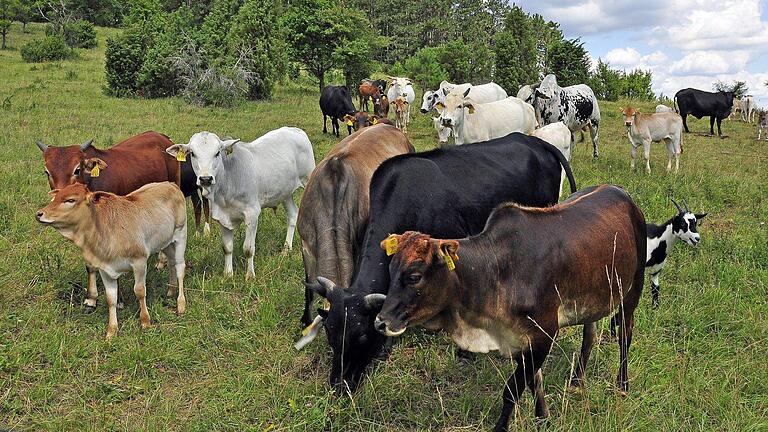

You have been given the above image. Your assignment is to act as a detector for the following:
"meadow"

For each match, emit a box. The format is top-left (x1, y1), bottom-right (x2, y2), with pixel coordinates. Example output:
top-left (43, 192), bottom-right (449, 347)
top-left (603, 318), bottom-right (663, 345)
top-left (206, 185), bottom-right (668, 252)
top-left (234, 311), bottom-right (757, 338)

top-left (0, 24), bottom-right (766, 431)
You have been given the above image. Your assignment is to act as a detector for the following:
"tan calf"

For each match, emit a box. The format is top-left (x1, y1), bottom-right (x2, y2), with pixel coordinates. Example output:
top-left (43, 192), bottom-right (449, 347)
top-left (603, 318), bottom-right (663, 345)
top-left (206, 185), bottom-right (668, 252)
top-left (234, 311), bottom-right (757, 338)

top-left (621, 107), bottom-right (683, 174)
top-left (36, 182), bottom-right (187, 339)
top-left (393, 96), bottom-right (409, 133)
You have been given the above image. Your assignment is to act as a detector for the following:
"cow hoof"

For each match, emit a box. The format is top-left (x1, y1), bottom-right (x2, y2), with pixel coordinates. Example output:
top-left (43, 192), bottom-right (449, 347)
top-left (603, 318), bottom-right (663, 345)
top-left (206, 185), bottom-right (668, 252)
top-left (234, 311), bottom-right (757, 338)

top-left (141, 322), bottom-right (152, 330)
top-left (203, 223), bottom-right (211, 236)
top-left (83, 304), bottom-right (97, 314)
top-left (117, 302), bottom-right (125, 310)
top-left (568, 377), bottom-right (586, 391)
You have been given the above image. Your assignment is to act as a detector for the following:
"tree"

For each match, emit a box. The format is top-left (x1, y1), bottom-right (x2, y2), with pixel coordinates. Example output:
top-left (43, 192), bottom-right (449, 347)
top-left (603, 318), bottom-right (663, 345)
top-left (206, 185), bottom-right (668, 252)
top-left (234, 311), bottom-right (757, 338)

top-left (493, 6), bottom-right (538, 93)
top-left (622, 69), bottom-right (654, 100)
top-left (546, 38), bottom-right (591, 87)
top-left (331, 5), bottom-right (382, 90)
top-left (404, 46), bottom-right (448, 90)
top-left (713, 80), bottom-right (748, 98)
top-left (0, 0), bottom-right (20, 49)
top-left (588, 58), bottom-right (622, 101)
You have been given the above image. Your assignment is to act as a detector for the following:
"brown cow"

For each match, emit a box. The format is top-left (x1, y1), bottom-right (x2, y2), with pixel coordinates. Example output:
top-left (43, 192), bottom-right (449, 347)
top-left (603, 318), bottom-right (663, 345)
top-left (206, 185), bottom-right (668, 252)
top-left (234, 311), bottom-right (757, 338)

top-left (373, 94), bottom-right (389, 118)
top-left (372, 185), bottom-right (646, 431)
top-left (295, 124), bottom-right (414, 332)
top-left (358, 82), bottom-right (381, 112)
top-left (35, 131), bottom-right (182, 310)
top-left (393, 96), bottom-right (409, 133)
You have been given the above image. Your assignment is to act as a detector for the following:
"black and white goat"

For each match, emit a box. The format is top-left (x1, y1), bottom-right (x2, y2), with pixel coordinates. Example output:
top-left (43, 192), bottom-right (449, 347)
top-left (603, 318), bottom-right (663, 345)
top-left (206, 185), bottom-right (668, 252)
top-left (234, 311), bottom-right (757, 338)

top-left (645, 199), bottom-right (707, 308)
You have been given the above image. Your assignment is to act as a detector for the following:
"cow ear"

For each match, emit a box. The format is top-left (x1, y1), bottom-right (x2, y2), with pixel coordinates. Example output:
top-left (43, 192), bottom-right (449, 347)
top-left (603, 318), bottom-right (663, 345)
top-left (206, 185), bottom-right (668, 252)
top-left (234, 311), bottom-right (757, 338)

top-left (463, 103), bottom-right (475, 114)
top-left (48, 189), bottom-right (59, 199)
top-left (166, 144), bottom-right (189, 158)
top-left (220, 139), bottom-right (240, 150)
top-left (83, 158), bottom-right (108, 170)
top-left (437, 240), bottom-right (460, 262)
top-left (695, 213), bottom-right (707, 221)
top-left (316, 308), bottom-right (328, 319)
top-left (87, 191), bottom-right (111, 205)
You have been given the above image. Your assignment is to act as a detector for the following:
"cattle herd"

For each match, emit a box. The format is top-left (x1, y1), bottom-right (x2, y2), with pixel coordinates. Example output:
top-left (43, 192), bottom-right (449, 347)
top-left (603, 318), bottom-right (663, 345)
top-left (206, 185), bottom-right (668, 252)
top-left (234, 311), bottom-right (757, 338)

top-left (37, 73), bottom-right (744, 431)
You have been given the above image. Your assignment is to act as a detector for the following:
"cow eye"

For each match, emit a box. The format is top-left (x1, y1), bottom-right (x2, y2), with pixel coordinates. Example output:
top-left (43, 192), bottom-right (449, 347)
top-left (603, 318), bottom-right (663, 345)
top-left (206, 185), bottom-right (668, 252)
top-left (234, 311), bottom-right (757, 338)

top-left (64, 198), bottom-right (76, 203)
top-left (44, 171), bottom-right (49, 177)
top-left (406, 274), bottom-right (422, 285)
top-left (73, 167), bottom-right (80, 176)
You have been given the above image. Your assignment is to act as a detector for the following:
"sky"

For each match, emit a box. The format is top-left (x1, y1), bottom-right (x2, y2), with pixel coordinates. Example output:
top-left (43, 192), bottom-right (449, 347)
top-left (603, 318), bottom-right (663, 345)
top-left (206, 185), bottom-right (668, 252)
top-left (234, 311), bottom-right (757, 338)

top-left (515, 0), bottom-right (768, 105)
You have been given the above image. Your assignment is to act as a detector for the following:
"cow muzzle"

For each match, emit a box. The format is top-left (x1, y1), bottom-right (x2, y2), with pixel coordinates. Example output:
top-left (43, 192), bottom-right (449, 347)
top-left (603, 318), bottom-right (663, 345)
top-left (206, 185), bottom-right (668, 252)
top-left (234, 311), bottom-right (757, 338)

top-left (36, 210), bottom-right (53, 224)
top-left (625, 121), bottom-right (633, 127)
top-left (374, 315), bottom-right (406, 336)
top-left (441, 118), bottom-right (452, 127)
top-left (198, 176), bottom-right (214, 187)
top-left (420, 108), bottom-right (428, 114)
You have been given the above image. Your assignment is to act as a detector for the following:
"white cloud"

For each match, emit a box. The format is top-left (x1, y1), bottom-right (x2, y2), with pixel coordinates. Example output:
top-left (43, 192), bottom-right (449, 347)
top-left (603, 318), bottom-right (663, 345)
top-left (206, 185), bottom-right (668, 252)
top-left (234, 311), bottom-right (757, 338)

top-left (669, 51), bottom-right (750, 76)
top-left (604, 48), bottom-right (667, 71)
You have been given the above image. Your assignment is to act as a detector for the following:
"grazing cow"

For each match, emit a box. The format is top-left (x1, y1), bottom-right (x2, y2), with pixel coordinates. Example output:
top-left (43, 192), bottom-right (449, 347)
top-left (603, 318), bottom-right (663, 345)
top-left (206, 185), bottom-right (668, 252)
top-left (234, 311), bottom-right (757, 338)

top-left (741, 96), bottom-right (756, 123)
top-left (36, 182), bottom-right (187, 339)
top-left (35, 131), bottom-right (181, 310)
top-left (301, 133), bottom-right (577, 393)
top-left (296, 125), bottom-right (414, 330)
top-left (437, 89), bottom-right (536, 145)
top-left (386, 77), bottom-right (415, 120)
top-left (674, 88), bottom-right (734, 137)
top-left (166, 128), bottom-right (315, 279)
top-left (373, 93), bottom-right (389, 118)
top-left (374, 185), bottom-right (646, 430)
top-left (644, 199), bottom-right (706, 308)
top-left (532, 74), bottom-right (601, 158)
top-left (532, 122), bottom-right (572, 196)
top-left (655, 104), bottom-right (674, 113)
top-left (320, 85), bottom-right (356, 137)
top-left (358, 82), bottom-right (381, 112)
top-left (758, 111), bottom-right (768, 140)
top-left (392, 97), bottom-right (410, 133)
top-left (344, 111), bottom-right (373, 131)
top-left (621, 107), bottom-right (684, 173)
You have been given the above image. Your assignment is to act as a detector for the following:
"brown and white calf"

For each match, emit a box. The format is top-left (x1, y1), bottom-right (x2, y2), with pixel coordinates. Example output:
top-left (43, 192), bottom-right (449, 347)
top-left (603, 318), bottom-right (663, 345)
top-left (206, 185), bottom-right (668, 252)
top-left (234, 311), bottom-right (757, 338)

top-left (393, 96), bottom-right (409, 133)
top-left (371, 185), bottom-right (646, 431)
top-left (621, 106), bottom-right (683, 173)
top-left (36, 182), bottom-right (187, 339)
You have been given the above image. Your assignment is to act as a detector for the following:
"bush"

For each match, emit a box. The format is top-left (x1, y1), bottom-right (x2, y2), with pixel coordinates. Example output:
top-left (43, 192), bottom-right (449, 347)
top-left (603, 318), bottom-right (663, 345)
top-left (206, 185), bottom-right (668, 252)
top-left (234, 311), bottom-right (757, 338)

top-left (20, 36), bottom-right (74, 63)
top-left (170, 42), bottom-right (253, 107)
top-left (404, 47), bottom-right (448, 90)
top-left (104, 31), bottom-right (147, 96)
top-left (63, 20), bottom-right (97, 48)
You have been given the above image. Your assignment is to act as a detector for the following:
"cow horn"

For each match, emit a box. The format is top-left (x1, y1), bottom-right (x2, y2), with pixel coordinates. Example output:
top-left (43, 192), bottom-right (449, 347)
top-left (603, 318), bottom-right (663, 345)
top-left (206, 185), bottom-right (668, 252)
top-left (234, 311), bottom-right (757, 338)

top-left (315, 276), bottom-right (337, 297)
top-left (463, 88), bottom-right (471, 98)
top-left (35, 140), bottom-right (48, 152)
top-left (80, 139), bottom-right (94, 151)
top-left (363, 293), bottom-right (387, 311)
top-left (671, 198), bottom-right (683, 213)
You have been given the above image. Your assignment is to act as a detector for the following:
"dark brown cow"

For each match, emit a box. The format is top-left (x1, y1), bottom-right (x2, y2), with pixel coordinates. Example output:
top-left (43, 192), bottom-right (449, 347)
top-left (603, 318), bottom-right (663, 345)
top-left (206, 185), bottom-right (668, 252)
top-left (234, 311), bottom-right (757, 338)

top-left (373, 94), bottom-right (389, 118)
top-left (296, 124), bottom-right (414, 330)
top-left (372, 185), bottom-right (646, 431)
top-left (358, 82), bottom-right (381, 112)
top-left (36, 131), bottom-right (182, 310)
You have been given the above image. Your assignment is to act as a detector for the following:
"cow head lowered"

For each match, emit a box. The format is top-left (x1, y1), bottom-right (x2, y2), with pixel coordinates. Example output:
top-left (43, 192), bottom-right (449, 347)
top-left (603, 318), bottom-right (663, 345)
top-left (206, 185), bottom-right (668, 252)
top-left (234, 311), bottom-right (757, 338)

top-left (671, 198), bottom-right (707, 246)
top-left (166, 131), bottom-right (239, 191)
top-left (35, 139), bottom-right (108, 190)
top-left (303, 277), bottom-right (387, 394)
top-left (372, 232), bottom-right (459, 336)
top-left (436, 88), bottom-right (475, 143)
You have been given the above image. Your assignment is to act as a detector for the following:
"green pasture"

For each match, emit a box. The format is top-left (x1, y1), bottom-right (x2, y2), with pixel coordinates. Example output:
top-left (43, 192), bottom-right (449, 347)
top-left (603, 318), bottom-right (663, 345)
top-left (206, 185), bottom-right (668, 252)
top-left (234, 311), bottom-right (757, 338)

top-left (0, 24), bottom-right (766, 431)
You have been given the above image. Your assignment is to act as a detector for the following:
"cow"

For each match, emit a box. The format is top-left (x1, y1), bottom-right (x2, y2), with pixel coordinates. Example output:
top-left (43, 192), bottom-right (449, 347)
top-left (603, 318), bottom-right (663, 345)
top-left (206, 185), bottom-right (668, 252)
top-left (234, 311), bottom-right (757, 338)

top-left (362, 78), bottom-right (387, 94)
top-left (655, 104), bottom-right (674, 113)
top-left (532, 122), bottom-right (572, 196)
top-left (373, 93), bottom-right (389, 118)
top-left (373, 184), bottom-right (646, 431)
top-left (358, 81), bottom-right (381, 112)
top-left (432, 116), bottom-right (452, 144)
top-left (644, 199), bottom-right (706, 308)
top-left (320, 85), bottom-right (356, 137)
top-left (180, 160), bottom-right (211, 236)
top-left (728, 98), bottom-right (743, 120)
top-left (532, 74), bottom-right (601, 158)
top-left (371, 116), bottom-right (393, 126)
top-left (296, 125), bottom-right (414, 330)
top-left (758, 111), bottom-right (768, 140)
top-left (166, 128), bottom-right (315, 279)
top-left (421, 81), bottom-right (471, 113)
top-left (436, 89), bottom-right (536, 145)
top-left (386, 77), bottom-right (415, 121)
top-left (516, 82), bottom-right (538, 105)
top-left (674, 88), bottom-right (734, 137)
top-left (392, 96), bottom-right (409, 133)
top-left (301, 133), bottom-right (577, 393)
top-left (35, 131), bottom-right (181, 310)
top-left (621, 107), bottom-right (684, 174)
top-left (422, 81), bottom-right (507, 114)
top-left (344, 111), bottom-right (374, 131)
top-left (741, 96), bottom-right (756, 123)
top-left (36, 182), bottom-right (188, 340)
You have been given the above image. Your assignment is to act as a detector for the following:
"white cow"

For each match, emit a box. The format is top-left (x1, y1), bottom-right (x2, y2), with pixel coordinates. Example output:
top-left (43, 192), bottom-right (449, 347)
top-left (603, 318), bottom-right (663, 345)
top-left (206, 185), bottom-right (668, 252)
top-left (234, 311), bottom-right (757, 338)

top-left (655, 104), bottom-right (674, 113)
top-left (531, 122), bottom-right (572, 197)
top-left (436, 89), bottom-right (536, 145)
top-left (421, 81), bottom-right (471, 113)
top-left (741, 96), bottom-right (755, 122)
top-left (621, 107), bottom-right (683, 174)
top-left (166, 127), bottom-right (315, 279)
top-left (432, 116), bottom-right (452, 144)
top-left (387, 76), bottom-right (415, 121)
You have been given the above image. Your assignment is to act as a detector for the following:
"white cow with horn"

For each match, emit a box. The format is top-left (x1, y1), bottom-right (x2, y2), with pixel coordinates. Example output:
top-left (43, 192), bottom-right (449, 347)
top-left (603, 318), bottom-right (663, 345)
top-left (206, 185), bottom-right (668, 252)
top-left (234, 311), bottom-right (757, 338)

top-left (387, 76), bottom-right (415, 122)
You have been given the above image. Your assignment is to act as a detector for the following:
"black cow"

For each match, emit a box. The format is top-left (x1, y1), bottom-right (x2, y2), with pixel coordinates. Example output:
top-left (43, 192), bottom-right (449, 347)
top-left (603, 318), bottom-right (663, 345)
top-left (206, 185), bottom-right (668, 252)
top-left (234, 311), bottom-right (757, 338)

top-left (320, 85), bottom-right (356, 137)
top-left (674, 88), bottom-right (734, 137)
top-left (304, 133), bottom-right (577, 393)
top-left (180, 159), bottom-right (210, 236)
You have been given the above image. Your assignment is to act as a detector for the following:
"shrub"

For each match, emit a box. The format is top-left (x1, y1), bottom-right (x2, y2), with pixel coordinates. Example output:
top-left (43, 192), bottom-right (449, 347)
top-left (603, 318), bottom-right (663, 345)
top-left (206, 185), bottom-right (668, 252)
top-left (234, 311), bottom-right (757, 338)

top-left (404, 47), bottom-right (449, 90)
top-left (20, 36), bottom-right (74, 63)
top-left (104, 31), bottom-right (146, 96)
top-left (63, 20), bottom-right (97, 48)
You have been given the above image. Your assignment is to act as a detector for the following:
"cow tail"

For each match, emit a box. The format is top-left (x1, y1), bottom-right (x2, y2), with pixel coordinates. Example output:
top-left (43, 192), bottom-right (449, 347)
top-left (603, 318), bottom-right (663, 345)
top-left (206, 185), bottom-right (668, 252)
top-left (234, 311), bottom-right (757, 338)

top-left (541, 140), bottom-right (577, 194)
top-left (325, 157), bottom-right (360, 286)
top-left (673, 96), bottom-right (679, 114)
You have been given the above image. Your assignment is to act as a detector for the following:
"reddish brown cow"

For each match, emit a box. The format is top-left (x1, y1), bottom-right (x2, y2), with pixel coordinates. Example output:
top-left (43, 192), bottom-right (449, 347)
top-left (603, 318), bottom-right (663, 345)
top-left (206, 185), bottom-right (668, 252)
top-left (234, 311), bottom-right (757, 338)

top-left (358, 82), bottom-right (381, 112)
top-left (373, 94), bottom-right (389, 118)
top-left (36, 131), bottom-right (181, 310)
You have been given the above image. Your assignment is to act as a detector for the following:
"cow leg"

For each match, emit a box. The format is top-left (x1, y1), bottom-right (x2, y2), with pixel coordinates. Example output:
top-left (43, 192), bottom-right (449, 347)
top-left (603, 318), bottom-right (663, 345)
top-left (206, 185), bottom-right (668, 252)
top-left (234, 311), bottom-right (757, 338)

top-left (222, 224), bottom-right (235, 277)
top-left (243, 210), bottom-right (261, 280)
top-left (202, 196), bottom-right (211, 236)
top-left (614, 280), bottom-right (642, 394)
top-left (494, 338), bottom-right (552, 432)
top-left (323, 115), bottom-right (328, 134)
top-left (643, 140), bottom-right (651, 174)
top-left (528, 369), bottom-right (549, 419)
top-left (650, 271), bottom-right (661, 309)
top-left (131, 260), bottom-right (151, 330)
top-left (282, 197), bottom-right (299, 251)
top-left (590, 123), bottom-right (599, 158)
top-left (84, 264), bottom-right (98, 310)
top-left (155, 251), bottom-right (167, 270)
top-left (332, 117), bottom-right (340, 137)
top-left (164, 236), bottom-right (187, 315)
top-left (191, 192), bottom-right (202, 236)
top-left (99, 270), bottom-right (119, 340)
top-left (709, 116), bottom-right (715, 135)
top-left (570, 321), bottom-right (597, 388)
top-left (630, 144), bottom-right (638, 172)
top-left (682, 113), bottom-right (690, 133)
top-left (716, 117), bottom-right (724, 137)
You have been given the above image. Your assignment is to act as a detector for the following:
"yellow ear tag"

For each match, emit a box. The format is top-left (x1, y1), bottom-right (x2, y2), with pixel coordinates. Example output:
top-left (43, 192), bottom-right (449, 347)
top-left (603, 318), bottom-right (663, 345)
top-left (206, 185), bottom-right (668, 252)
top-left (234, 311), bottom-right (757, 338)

top-left (346, 120), bottom-right (353, 126)
top-left (372, 118), bottom-right (378, 125)
top-left (384, 236), bottom-right (398, 256)
top-left (90, 165), bottom-right (100, 177)
top-left (441, 246), bottom-right (456, 271)
top-left (176, 149), bottom-right (186, 162)
top-left (301, 319), bottom-right (318, 336)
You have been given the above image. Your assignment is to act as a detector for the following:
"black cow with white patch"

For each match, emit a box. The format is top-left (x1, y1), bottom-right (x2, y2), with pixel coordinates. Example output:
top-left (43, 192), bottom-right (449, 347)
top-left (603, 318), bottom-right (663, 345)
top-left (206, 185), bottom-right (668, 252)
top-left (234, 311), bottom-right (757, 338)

top-left (298, 133), bottom-right (577, 393)
top-left (674, 88), bottom-right (734, 137)
top-left (320, 85), bottom-right (356, 137)
top-left (532, 74), bottom-right (601, 158)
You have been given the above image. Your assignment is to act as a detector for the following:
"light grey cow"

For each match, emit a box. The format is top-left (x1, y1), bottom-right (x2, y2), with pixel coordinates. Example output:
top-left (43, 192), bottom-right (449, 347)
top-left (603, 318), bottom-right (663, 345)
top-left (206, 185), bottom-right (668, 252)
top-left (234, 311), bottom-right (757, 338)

top-left (655, 104), bottom-right (674, 113)
top-left (621, 107), bottom-right (683, 174)
top-left (741, 96), bottom-right (756, 123)
top-left (166, 127), bottom-right (315, 279)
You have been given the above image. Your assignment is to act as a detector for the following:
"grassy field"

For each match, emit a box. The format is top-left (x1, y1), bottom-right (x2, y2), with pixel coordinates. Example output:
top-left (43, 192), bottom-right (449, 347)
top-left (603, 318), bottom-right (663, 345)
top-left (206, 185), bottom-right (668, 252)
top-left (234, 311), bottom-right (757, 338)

top-left (0, 24), bottom-right (766, 431)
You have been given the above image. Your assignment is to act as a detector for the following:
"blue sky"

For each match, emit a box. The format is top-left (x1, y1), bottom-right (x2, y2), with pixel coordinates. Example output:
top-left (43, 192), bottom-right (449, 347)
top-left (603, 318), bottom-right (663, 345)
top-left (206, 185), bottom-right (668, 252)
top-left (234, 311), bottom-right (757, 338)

top-left (516, 0), bottom-right (768, 105)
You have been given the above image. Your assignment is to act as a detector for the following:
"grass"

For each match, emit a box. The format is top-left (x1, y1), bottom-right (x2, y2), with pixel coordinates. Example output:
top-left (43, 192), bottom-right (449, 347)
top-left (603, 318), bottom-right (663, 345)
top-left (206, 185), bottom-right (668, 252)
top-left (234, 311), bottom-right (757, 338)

top-left (1, 23), bottom-right (767, 431)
